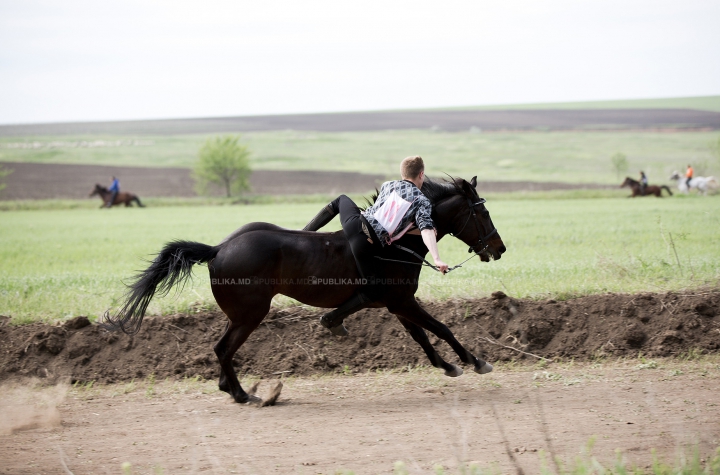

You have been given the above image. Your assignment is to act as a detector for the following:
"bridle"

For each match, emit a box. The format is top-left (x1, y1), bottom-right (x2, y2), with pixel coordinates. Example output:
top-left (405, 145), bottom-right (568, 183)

top-left (450, 196), bottom-right (498, 256)
top-left (375, 194), bottom-right (498, 273)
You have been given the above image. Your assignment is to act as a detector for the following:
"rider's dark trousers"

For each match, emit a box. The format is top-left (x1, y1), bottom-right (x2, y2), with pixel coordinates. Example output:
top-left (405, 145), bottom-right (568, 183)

top-left (329, 194), bottom-right (383, 300)
top-left (108, 190), bottom-right (118, 206)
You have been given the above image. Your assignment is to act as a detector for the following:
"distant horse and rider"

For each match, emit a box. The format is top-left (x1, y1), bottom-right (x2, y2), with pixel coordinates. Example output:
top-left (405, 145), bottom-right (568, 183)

top-left (104, 156), bottom-right (505, 405)
top-left (669, 170), bottom-right (718, 196)
top-left (89, 176), bottom-right (145, 208)
top-left (621, 176), bottom-right (673, 197)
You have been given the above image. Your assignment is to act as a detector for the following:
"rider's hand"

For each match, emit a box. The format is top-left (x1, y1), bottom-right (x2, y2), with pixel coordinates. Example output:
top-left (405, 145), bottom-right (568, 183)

top-left (434, 258), bottom-right (449, 275)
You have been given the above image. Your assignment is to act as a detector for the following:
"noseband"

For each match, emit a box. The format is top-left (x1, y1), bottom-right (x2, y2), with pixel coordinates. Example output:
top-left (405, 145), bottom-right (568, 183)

top-left (450, 197), bottom-right (498, 255)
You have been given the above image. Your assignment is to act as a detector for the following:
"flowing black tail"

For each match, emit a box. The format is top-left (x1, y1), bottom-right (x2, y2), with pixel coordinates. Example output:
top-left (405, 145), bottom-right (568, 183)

top-left (662, 185), bottom-right (673, 196)
top-left (133, 196), bottom-right (145, 207)
top-left (103, 240), bottom-right (219, 334)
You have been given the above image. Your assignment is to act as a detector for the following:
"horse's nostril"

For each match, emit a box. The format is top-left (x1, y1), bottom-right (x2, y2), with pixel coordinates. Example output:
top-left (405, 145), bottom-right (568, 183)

top-left (499, 245), bottom-right (506, 254)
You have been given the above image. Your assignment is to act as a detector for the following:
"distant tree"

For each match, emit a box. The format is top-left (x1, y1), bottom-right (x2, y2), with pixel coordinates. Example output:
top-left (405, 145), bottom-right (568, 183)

top-left (0, 165), bottom-right (13, 193)
top-left (611, 152), bottom-right (628, 180)
top-left (193, 136), bottom-right (251, 197)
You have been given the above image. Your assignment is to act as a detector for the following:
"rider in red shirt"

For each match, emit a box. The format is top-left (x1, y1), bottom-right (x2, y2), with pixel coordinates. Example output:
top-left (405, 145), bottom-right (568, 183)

top-left (685, 165), bottom-right (694, 189)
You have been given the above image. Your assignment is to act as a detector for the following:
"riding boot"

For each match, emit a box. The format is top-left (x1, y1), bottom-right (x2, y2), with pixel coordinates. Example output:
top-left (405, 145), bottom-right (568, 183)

top-left (320, 293), bottom-right (370, 336)
top-left (302, 204), bottom-right (337, 231)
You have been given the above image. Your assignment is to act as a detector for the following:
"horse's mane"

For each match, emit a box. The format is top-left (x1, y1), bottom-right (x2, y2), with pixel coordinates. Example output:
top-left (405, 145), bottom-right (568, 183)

top-left (95, 184), bottom-right (109, 191)
top-left (360, 177), bottom-right (465, 211)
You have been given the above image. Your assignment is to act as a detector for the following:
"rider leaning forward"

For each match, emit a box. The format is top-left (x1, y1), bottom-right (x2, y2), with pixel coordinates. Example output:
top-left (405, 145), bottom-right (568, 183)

top-left (302, 156), bottom-right (448, 335)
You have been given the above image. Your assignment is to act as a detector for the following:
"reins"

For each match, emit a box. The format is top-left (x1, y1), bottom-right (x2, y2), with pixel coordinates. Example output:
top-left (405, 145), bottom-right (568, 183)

top-left (374, 244), bottom-right (476, 273)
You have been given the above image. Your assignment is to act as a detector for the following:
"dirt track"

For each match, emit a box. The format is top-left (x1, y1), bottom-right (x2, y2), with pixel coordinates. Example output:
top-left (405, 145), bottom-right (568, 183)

top-left (0, 360), bottom-right (718, 474)
top-left (0, 290), bottom-right (719, 474)
top-left (0, 162), bottom-right (611, 200)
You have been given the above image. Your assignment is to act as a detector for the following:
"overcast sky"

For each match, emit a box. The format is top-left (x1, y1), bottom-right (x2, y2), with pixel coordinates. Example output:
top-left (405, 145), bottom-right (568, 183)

top-left (1, 0), bottom-right (719, 125)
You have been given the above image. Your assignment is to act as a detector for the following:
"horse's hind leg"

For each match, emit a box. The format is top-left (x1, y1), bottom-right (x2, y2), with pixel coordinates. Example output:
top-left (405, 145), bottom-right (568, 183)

top-left (213, 301), bottom-right (269, 403)
top-left (395, 316), bottom-right (462, 377)
top-left (217, 320), bottom-right (231, 393)
top-left (389, 299), bottom-right (492, 374)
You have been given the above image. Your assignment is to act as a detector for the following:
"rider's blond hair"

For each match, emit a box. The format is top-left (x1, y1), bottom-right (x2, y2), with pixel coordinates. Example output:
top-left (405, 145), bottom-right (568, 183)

top-left (400, 156), bottom-right (424, 180)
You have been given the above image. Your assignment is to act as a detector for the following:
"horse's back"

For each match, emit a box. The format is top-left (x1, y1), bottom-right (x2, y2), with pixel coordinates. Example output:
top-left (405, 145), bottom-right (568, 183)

top-left (214, 222), bottom-right (351, 271)
top-left (217, 222), bottom-right (342, 246)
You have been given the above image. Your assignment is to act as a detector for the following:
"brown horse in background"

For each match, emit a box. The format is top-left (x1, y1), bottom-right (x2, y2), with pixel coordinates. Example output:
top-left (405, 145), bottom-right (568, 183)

top-left (621, 177), bottom-right (673, 197)
top-left (89, 184), bottom-right (145, 207)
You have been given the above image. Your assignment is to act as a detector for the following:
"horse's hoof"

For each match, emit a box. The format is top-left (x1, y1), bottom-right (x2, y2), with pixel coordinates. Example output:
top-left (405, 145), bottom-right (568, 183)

top-left (329, 324), bottom-right (349, 337)
top-left (474, 362), bottom-right (493, 375)
top-left (243, 394), bottom-right (263, 406)
top-left (444, 365), bottom-right (463, 377)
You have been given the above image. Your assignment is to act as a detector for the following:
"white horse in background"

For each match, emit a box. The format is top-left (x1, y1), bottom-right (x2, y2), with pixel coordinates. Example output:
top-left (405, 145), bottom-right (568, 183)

top-left (669, 171), bottom-right (719, 195)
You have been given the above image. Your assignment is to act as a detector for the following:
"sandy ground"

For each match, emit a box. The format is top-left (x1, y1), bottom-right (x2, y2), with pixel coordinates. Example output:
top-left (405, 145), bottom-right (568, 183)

top-left (1, 108), bottom-right (719, 136)
top-left (1, 360), bottom-right (719, 475)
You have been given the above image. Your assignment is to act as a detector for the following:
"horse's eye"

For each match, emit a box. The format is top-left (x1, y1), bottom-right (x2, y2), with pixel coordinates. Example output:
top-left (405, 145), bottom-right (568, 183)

top-left (481, 210), bottom-right (490, 218)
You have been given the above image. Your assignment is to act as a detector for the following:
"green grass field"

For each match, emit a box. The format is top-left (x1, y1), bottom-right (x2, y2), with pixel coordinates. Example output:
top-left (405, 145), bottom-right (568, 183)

top-left (2, 130), bottom-right (719, 185)
top-left (1, 196), bottom-right (718, 323)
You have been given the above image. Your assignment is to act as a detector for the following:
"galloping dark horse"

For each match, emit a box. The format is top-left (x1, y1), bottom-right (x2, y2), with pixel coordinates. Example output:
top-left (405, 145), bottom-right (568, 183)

top-left (104, 177), bottom-right (505, 404)
top-left (89, 184), bottom-right (145, 207)
top-left (621, 177), bottom-right (673, 197)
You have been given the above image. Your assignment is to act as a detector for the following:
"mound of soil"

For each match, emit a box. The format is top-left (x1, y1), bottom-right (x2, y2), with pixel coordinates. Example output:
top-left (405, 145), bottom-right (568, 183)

top-left (0, 291), bottom-right (718, 384)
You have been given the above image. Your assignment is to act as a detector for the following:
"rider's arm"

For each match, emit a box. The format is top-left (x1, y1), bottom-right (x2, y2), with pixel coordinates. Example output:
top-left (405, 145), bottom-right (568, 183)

top-left (421, 228), bottom-right (448, 274)
top-left (414, 196), bottom-right (447, 273)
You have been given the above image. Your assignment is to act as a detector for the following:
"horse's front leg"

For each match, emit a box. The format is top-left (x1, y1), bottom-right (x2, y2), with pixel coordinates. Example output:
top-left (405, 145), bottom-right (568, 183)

top-left (395, 316), bottom-right (463, 377)
top-left (388, 299), bottom-right (493, 375)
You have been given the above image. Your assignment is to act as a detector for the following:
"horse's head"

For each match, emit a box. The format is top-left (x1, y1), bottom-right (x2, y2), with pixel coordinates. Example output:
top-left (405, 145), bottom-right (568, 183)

top-left (669, 171), bottom-right (680, 180)
top-left (89, 184), bottom-right (106, 197)
top-left (424, 176), bottom-right (506, 262)
top-left (620, 177), bottom-right (634, 188)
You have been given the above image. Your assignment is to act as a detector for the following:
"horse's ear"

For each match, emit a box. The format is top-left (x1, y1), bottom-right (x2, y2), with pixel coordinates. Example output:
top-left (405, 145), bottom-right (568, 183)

top-left (460, 179), bottom-right (474, 195)
top-left (470, 176), bottom-right (477, 188)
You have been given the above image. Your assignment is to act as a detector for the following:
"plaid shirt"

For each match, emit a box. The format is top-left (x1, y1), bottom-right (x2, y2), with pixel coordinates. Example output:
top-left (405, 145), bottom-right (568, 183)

top-left (362, 180), bottom-right (434, 246)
